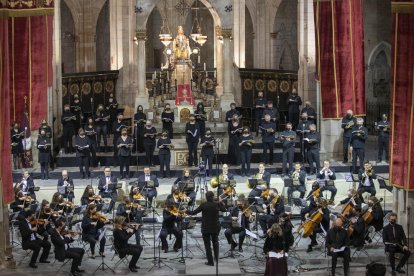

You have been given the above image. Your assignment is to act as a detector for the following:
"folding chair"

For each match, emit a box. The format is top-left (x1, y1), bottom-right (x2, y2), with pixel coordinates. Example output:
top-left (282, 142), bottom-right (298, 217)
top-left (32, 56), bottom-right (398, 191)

top-left (53, 258), bottom-right (72, 272)
top-left (109, 237), bottom-right (130, 269)
top-left (352, 244), bottom-right (369, 258)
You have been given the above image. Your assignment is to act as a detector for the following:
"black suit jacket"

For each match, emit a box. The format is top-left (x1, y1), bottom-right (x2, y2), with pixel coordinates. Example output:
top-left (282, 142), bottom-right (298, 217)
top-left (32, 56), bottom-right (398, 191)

top-left (383, 223), bottom-right (408, 251)
top-left (187, 201), bottom-right (226, 234)
top-left (19, 219), bottom-right (38, 249)
top-left (98, 175), bottom-right (118, 194)
top-left (113, 228), bottom-right (135, 255)
top-left (50, 228), bottom-right (74, 261)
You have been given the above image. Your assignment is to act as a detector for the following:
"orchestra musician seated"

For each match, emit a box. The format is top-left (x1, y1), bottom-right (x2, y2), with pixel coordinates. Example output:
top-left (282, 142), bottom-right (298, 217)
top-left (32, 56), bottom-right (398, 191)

top-left (57, 170), bottom-right (75, 202)
top-left (365, 196), bottom-right (384, 243)
top-left (116, 196), bottom-right (144, 246)
top-left (17, 171), bottom-right (36, 200)
top-left (50, 219), bottom-right (85, 276)
top-left (301, 181), bottom-right (322, 220)
top-left (174, 168), bottom-right (196, 206)
top-left (98, 167), bottom-right (118, 213)
top-left (326, 218), bottom-right (350, 276)
top-left (224, 199), bottom-right (251, 253)
top-left (18, 210), bottom-right (51, 268)
top-left (80, 185), bottom-right (102, 206)
top-left (81, 204), bottom-right (107, 259)
top-left (317, 160), bottom-right (337, 204)
top-left (302, 197), bottom-right (330, 253)
top-left (137, 167), bottom-right (160, 207)
top-left (339, 189), bottom-right (363, 210)
top-left (113, 216), bottom-right (143, 272)
top-left (348, 205), bottom-right (365, 248)
top-left (287, 163), bottom-right (306, 206)
top-left (159, 199), bottom-right (183, 253)
top-left (357, 161), bottom-right (377, 201)
top-left (248, 163), bottom-right (271, 204)
top-left (259, 189), bottom-right (285, 238)
top-left (383, 212), bottom-right (411, 274)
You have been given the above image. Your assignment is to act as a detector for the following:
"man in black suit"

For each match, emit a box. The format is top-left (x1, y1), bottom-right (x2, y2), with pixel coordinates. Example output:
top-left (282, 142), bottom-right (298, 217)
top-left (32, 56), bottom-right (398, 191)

top-left (18, 210), bottom-right (51, 268)
top-left (350, 117), bottom-right (368, 173)
top-left (57, 170), bottom-right (75, 202)
top-left (326, 218), bottom-right (350, 276)
top-left (225, 200), bottom-right (250, 252)
top-left (357, 161), bottom-right (377, 200)
top-left (98, 167), bottom-right (118, 213)
top-left (74, 128), bottom-right (90, 179)
top-left (116, 128), bottom-right (133, 179)
top-left (137, 167), bottom-right (160, 206)
top-left (186, 191), bottom-right (227, 266)
top-left (287, 163), bottom-right (306, 205)
top-left (341, 109), bottom-right (357, 163)
top-left (50, 219), bottom-right (85, 276)
top-left (317, 160), bottom-right (337, 203)
top-left (383, 212), bottom-right (411, 274)
top-left (248, 163), bottom-right (271, 203)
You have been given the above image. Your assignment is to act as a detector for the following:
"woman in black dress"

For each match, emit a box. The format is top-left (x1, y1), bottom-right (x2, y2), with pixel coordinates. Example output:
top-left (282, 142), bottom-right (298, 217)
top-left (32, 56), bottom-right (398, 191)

top-left (227, 115), bottom-right (242, 165)
top-left (161, 103), bottom-right (174, 139)
top-left (195, 102), bottom-right (207, 138)
top-left (263, 223), bottom-right (288, 276)
top-left (134, 105), bottom-right (146, 153)
top-left (11, 122), bottom-right (24, 169)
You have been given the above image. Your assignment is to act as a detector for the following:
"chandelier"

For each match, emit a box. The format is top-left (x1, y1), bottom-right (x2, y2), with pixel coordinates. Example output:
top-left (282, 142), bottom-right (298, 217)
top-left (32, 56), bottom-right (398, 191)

top-left (190, 0), bottom-right (207, 46)
top-left (159, 1), bottom-right (173, 47)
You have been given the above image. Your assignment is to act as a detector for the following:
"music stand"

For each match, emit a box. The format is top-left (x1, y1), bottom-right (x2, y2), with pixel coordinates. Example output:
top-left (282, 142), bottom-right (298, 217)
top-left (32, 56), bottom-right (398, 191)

top-left (240, 203), bottom-right (264, 264)
top-left (378, 178), bottom-right (392, 212)
top-left (93, 228), bottom-right (114, 274)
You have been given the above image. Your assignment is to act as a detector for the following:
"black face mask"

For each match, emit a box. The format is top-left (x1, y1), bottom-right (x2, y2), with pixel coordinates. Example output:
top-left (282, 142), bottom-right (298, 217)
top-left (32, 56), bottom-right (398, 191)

top-left (390, 220), bottom-right (396, 225)
top-left (243, 131), bottom-right (248, 135)
top-left (346, 114), bottom-right (352, 119)
top-left (206, 132), bottom-right (211, 136)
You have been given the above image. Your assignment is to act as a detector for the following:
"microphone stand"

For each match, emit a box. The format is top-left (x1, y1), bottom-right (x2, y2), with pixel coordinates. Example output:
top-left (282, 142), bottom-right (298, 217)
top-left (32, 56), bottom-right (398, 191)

top-left (407, 206), bottom-right (410, 276)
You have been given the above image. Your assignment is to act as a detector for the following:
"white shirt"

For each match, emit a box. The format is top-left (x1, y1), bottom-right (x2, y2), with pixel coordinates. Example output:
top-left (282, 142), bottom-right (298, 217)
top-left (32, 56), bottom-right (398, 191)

top-left (145, 174), bottom-right (150, 182)
top-left (363, 174), bottom-right (371, 187)
top-left (22, 179), bottom-right (28, 192)
top-left (105, 176), bottom-right (111, 192)
top-left (237, 211), bottom-right (242, 226)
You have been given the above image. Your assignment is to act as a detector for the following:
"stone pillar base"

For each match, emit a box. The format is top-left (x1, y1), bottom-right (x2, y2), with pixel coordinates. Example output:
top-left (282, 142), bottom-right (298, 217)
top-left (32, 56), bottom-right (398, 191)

top-left (320, 119), bottom-right (343, 160)
top-left (135, 94), bottom-right (150, 110)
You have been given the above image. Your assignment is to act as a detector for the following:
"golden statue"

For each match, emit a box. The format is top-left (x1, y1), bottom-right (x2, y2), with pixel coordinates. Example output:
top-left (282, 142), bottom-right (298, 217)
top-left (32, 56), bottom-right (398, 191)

top-left (173, 26), bottom-right (191, 60)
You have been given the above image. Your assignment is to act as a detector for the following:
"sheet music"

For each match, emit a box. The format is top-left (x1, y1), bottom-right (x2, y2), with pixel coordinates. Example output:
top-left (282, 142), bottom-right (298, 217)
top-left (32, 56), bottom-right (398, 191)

top-left (245, 229), bottom-right (258, 240)
top-left (269, 251), bottom-right (288, 258)
top-left (98, 228), bottom-right (106, 242)
top-left (156, 227), bottom-right (162, 241)
top-left (333, 246), bottom-right (346, 253)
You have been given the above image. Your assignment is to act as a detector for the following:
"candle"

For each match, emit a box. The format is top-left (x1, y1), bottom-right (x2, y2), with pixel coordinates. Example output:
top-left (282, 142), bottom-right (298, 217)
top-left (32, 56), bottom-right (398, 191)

top-left (198, 56), bottom-right (201, 64)
top-left (203, 63), bottom-right (206, 71)
top-left (161, 63), bottom-right (163, 70)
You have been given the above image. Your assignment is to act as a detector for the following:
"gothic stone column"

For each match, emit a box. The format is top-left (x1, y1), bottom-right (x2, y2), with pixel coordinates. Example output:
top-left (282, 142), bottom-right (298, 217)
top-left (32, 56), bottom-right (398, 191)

top-left (220, 28), bottom-right (235, 111)
top-left (135, 30), bottom-right (149, 110)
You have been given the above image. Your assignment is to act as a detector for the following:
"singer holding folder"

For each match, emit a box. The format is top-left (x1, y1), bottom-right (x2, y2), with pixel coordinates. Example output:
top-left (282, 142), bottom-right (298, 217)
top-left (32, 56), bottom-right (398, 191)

top-left (75, 128), bottom-right (91, 179)
top-left (117, 128), bottom-right (133, 179)
top-left (37, 129), bottom-right (51, 180)
top-left (185, 114), bottom-right (200, 167)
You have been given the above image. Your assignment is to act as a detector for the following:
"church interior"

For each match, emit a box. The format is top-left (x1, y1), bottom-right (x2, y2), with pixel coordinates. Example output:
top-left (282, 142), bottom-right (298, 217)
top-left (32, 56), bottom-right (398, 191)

top-left (0, 0), bottom-right (413, 275)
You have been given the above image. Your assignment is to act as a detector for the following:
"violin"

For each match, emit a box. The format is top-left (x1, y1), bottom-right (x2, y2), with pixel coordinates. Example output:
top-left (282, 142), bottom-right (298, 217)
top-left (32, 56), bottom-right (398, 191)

top-left (261, 189), bottom-right (270, 199)
top-left (61, 229), bottom-right (81, 237)
top-left (132, 193), bottom-right (145, 200)
top-left (122, 223), bottom-right (141, 230)
top-left (126, 202), bottom-right (142, 209)
top-left (306, 188), bottom-right (321, 200)
top-left (59, 200), bottom-right (74, 208)
top-left (44, 207), bottom-right (61, 218)
top-left (30, 218), bottom-right (48, 226)
top-left (91, 212), bottom-right (108, 223)
top-left (89, 194), bottom-right (103, 203)
top-left (223, 185), bottom-right (236, 197)
top-left (167, 206), bottom-right (186, 217)
top-left (19, 195), bottom-right (34, 202)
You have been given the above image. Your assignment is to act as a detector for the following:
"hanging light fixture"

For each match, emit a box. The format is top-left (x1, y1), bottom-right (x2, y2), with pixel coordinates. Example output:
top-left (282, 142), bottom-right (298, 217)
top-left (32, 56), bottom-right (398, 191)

top-left (159, 0), bottom-right (173, 46)
top-left (190, 0), bottom-right (207, 46)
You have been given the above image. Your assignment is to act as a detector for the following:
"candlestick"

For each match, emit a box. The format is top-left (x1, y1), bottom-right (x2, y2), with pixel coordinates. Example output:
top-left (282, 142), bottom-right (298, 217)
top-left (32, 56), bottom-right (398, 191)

top-left (203, 63), bottom-right (206, 71)
top-left (198, 56), bottom-right (201, 64)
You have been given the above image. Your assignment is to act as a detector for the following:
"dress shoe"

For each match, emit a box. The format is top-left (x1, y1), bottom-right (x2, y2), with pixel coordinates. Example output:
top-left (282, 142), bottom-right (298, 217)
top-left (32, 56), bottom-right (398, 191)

top-left (133, 265), bottom-right (140, 269)
top-left (238, 247), bottom-right (243, 252)
top-left (306, 246), bottom-right (313, 253)
top-left (164, 249), bottom-right (168, 253)
top-left (29, 263), bottom-right (37, 268)
top-left (99, 252), bottom-right (105, 257)
top-left (396, 268), bottom-right (406, 273)
top-left (129, 267), bottom-right (138, 272)
top-left (75, 269), bottom-right (85, 273)
top-left (205, 262), bottom-right (214, 266)
top-left (310, 241), bottom-right (318, 246)
top-left (39, 260), bottom-right (50, 263)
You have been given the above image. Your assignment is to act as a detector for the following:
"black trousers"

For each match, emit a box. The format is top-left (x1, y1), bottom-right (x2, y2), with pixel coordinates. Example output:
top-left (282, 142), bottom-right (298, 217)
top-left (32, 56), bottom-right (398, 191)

top-left (163, 124), bottom-right (174, 139)
top-left (202, 233), bottom-right (219, 264)
top-left (40, 162), bottom-right (49, 180)
top-left (240, 149), bottom-right (252, 175)
top-left (202, 151), bottom-right (214, 173)
top-left (89, 141), bottom-right (97, 166)
top-left (307, 148), bottom-right (320, 173)
top-left (262, 141), bottom-right (274, 164)
top-left (65, 247), bottom-right (85, 273)
top-left (83, 234), bottom-right (106, 255)
top-left (329, 247), bottom-right (350, 275)
top-left (118, 244), bottom-right (143, 268)
top-left (159, 227), bottom-right (183, 250)
top-left (119, 155), bottom-right (130, 178)
top-left (144, 141), bottom-right (155, 166)
top-left (287, 185), bottom-right (306, 205)
top-left (159, 153), bottom-right (171, 177)
top-left (289, 111), bottom-right (300, 129)
top-left (96, 125), bottom-right (108, 149)
top-left (387, 246), bottom-right (411, 271)
top-left (62, 127), bottom-right (74, 153)
top-left (321, 185), bottom-right (337, 201)
top-left (23, 238), bottom-right (51, 264)
top-left (282, 148), bottom-right (295, 174)
top-left (187, 140), bottom-right (199, 166)
top-left (79, 156), bottom-right (90, 176)
top-left (224, 227), bottom-right (246, 247)
top-left (378, 136), bottom-right (389, 161)
top-left (227, 137), bottom-right (240, 165)
top-left (357, 186), bottom-right (376, 199)
top-left (343, 136), bottom-right (351, 162)
top-left (352, 148), bottom-right (365, 173)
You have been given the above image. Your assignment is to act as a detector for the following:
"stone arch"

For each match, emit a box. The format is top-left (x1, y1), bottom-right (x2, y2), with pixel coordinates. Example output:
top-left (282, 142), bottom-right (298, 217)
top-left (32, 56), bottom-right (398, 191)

top-left (96, 0), bottom-right (110, 71)
top-left (278, 43), bottom-right (295, 70)
top-left (367, 41), bottom-right (391, 67)
top-left (245, 5), bottom-right (254, 69)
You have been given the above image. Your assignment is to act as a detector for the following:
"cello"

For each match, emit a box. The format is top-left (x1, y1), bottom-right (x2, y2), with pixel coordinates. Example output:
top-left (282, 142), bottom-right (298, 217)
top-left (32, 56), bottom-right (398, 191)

top-left (297, 198), bottom-right (328, 237)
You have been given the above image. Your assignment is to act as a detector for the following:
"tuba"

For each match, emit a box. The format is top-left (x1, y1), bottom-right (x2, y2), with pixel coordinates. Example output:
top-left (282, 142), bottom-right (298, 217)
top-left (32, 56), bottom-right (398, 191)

top-left (210, 177), bottom-right (219, 188)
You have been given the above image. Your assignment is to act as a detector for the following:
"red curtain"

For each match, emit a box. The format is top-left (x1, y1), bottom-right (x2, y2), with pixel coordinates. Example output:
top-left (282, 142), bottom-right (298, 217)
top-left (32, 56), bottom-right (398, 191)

top-left (390, 2), bottom-right (414, 190)
top-left (314, 0), bottom-right (365, 119)
top-left (0, 18), bottom-right (14, 204)
top-left (10, 15), bottom-right (53, 130)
